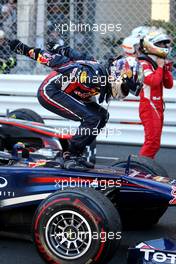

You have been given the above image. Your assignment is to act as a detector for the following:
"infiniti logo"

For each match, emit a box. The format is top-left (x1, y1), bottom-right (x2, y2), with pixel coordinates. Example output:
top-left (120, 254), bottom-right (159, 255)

top-left (0, 177), bottom-right (8, 188)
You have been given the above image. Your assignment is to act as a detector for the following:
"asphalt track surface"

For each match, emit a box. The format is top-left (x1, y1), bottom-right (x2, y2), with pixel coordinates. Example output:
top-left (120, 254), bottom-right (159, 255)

top-left (0, 144), bottom-right (176, 264)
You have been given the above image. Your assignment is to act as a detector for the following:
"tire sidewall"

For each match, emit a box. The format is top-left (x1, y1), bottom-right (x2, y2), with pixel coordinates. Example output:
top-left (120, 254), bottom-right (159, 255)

top-left (33, 192), bottom-right (118, 264)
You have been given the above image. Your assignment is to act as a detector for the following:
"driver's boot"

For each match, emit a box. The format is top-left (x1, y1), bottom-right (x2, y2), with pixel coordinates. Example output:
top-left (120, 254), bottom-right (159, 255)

top-left (77, 156), bottom-right (94, 169)
top-left (62, 151), bottom-right (89, 171)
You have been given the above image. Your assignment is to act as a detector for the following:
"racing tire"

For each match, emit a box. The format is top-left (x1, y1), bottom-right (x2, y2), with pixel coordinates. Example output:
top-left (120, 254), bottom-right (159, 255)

top-left (8, 108), bottom-right (44, 123)
top-left (32, 188), bottom-right (121, 264)
top-left (112, 155), bottom-right (168, 177)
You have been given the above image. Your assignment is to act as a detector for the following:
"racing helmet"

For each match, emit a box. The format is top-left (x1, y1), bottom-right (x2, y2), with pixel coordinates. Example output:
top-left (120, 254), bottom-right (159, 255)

top-left (131, 26), bottom-right (150, 38)
top-left (110, 56), bottom-right (143, 100)
top-left (141, 30), bottom-right (172, 58)
top-left (122, 35), bottom-right (140, 55)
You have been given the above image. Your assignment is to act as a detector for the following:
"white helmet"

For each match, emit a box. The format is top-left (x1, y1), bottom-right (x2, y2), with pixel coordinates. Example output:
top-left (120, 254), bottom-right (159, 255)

top-left (131, 26), bottom-right (150, 39)
top-left (142, 30), bottom-right (171, 58)
top-left (0, 30), bottom-right (5, 39)
top-left (122, 35), bottom-right (140, 55)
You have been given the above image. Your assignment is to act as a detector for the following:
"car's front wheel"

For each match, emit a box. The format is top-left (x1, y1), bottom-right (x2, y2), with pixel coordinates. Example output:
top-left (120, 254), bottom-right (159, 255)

top-left (33, 188), bottom-right (121, 264)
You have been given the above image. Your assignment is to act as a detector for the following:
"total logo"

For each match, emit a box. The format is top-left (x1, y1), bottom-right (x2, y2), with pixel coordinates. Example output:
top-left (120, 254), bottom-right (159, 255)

top-left (140, 249), bottom-right (176, 263)
top-left (0, 177), bottom-right (8, 188)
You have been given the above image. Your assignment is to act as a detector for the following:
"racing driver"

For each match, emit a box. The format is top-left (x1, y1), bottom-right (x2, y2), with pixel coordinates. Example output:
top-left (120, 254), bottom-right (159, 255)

top-left (10, 39), bottom-right (143, 170)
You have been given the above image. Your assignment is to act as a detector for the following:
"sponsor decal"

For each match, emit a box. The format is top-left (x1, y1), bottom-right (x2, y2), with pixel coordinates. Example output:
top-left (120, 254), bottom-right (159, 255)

top-left (74, 90), bottom-right (94, 98)
top-left (28, 160), bottom-right (47, 168)
top-left (129, 169), bottom-right (152, 178)
top-left (0, 190), bottom-right (15, 198)
top-left (37, 54), bottom-right (48, 64)
top-left (129, 169), bottom-right (141, 177)
top-left (153, 176), bottom-right (170, 183)
top-left (28, 49), bottom-right (36, 59)
top-left (169, 185), bottom-right (176, 205)
top-left (140, 248), bottom-right (176, 263)
top-left (1, 193), bottom-right (52, 206)
top-left (80, 71), bottom-right (87, 83)
top-left (0, 177), bottom-right (8, 188)
top-left (129, 170), bottom-right (170, 183)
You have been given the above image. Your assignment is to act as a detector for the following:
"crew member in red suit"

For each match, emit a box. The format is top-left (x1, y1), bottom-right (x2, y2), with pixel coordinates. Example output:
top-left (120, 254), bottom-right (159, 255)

top-left (138, 31), bottom-right (173, 158)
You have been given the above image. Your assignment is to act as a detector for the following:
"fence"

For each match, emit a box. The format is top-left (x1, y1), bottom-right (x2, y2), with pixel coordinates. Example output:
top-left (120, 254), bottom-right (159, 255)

top-left (0, 74), bottom-right (176, 147)
top-left (0, 0), bottom-right (176, 74)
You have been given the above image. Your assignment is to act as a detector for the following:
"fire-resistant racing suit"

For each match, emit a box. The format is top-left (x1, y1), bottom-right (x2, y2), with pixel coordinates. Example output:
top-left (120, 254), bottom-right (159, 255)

top-left (10, 40), bottom-right (117, 168)
top-left (139, 55), bottom-right (173, 159)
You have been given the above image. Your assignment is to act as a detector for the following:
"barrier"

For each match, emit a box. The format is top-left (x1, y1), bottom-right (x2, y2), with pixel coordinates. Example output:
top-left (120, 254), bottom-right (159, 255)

top-left (0, 74), bottom-right (175, 146)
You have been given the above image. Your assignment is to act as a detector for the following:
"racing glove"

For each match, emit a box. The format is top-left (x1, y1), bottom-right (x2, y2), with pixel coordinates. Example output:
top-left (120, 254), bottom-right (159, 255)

top-left (10, 39), bottom-right (31, 56)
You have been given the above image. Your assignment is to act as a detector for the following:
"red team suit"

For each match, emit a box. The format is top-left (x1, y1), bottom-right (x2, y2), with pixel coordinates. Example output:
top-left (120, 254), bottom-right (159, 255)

top-left (139, 59), bottom-right (173, 159)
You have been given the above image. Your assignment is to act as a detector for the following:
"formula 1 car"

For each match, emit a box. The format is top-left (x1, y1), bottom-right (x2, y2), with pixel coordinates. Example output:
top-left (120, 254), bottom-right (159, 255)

top-left (0, 151), bottom-right (175, 264)
top-left (127, 238), bottom-right (176, 264)
top-left (0, 108), bottom-right (173, 264)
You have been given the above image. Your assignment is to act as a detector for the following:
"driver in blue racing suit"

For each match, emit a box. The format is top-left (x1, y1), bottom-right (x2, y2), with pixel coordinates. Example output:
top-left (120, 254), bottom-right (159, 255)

top-left (10, 39), bottom-right (143, 170)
